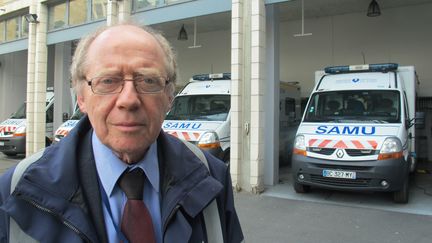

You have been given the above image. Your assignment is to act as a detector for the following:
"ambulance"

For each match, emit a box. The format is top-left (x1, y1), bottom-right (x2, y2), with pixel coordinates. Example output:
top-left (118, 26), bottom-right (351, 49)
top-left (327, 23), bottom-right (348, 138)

top-left (163, 73), bottom-right (301, 164)
top-left (53, 107), bottom-right (83, 143)
top-left (0, 89), bottom-right (55, 156)
top-left (292, 63), bottom-right (421, 203)
top-left (163, 73), bottom-right (232, 162)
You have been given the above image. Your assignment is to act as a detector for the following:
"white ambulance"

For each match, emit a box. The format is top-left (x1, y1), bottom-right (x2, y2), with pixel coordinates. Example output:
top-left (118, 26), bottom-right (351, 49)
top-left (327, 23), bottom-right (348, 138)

top-left (292, 63), bottom-right (421, 203)
top-left (163, 73), bottom-right (301, 164)
top-left (0, 89), bottom-right (55, 156)
top-left (53, 107), bottom-right (83, 143)
top-left (164, 73), bottom-right (232, 162)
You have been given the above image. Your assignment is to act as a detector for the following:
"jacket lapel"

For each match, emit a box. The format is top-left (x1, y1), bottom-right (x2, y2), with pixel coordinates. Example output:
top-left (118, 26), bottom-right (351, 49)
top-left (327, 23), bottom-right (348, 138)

top-left (77, 127), bottom-right (109, 243)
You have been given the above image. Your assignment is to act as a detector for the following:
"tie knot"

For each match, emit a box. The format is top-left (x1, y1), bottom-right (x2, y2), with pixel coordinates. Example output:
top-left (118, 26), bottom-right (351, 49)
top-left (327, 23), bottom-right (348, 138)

top-left (118, 168), bottom-right (144, 200)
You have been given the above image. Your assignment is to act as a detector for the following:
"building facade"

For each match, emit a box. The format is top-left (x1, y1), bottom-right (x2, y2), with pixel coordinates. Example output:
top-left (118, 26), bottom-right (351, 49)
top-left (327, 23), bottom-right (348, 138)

top-left (1, 0), bottom-right (431, 193)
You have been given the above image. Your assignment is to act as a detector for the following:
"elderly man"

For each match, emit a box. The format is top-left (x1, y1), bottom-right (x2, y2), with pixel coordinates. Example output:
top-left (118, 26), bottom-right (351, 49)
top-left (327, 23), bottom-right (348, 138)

top-left (0, 23), bottom-right (243, 243)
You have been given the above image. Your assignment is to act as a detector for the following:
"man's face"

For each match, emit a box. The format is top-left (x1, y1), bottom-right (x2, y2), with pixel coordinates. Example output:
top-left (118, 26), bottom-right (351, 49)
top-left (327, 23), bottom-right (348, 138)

top-left (77, 25), bottom-right (173, 163)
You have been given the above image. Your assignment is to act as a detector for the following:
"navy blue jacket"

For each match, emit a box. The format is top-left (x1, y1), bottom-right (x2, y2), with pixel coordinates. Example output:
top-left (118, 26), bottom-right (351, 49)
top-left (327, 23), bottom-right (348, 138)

top-left (0, 117), bottom-right (243, 242)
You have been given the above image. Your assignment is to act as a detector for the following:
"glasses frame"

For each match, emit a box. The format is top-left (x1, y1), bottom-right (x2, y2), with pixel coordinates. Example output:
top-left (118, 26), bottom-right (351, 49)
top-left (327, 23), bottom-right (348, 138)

top-left (86, 76), bottom-right (170, 95)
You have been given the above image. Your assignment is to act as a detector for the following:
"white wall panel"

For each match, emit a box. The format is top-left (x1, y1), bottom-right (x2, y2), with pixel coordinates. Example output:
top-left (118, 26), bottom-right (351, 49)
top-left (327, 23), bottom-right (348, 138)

top-left (0, 51), bottom-right (27, 121)
top-left (280, 3), bottom-right (432, 97)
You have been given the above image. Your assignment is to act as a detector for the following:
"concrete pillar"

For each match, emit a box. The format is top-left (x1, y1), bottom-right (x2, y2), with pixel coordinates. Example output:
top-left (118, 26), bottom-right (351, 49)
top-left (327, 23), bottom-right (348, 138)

top-left (249, 0), bottom-right (266, 193)
top-left (107, 0), bottom-right (119, 26)
top-left (264, 5), bottom-right (280, 186)
top-left (230, 0), bottom-right (246, 192)
top-left (25, 0), bottom-right (37, 157)
top-left (118, 0), bottom-right (132, 22)
top-left (53, 42), bottom-right (73, 131)
top-left (231, 0), bottom-right (266, 193)
top-left (32, 2), bottom-right (48, 154)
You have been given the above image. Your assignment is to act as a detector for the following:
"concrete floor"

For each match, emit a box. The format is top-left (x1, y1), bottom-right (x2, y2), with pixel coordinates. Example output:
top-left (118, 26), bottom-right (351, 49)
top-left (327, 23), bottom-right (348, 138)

top-left (264, 162), bottom-right (432, 216)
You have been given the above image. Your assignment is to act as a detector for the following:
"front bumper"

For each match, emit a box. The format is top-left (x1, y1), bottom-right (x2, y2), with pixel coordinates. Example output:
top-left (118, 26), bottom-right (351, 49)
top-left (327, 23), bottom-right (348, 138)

top-left (0, 136), bottom-right (26, 154)
top-left (292, 154), bottom-right (409, 192)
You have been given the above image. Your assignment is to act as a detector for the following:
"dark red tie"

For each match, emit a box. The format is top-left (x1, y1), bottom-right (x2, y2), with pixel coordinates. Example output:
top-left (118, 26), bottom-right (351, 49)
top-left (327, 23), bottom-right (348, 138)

top-left (118, 168), bottom-right (156, 243)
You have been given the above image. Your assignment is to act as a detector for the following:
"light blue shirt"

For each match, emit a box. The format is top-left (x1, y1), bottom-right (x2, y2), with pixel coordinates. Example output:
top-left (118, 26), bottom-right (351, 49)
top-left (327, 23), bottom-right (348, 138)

top-left (93, 132), bottom-right (162, 243)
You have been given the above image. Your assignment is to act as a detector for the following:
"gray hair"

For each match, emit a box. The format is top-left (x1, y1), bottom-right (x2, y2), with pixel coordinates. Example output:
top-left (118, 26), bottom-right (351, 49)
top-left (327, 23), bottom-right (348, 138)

top-left (70, 22), bottom-right (177, 95)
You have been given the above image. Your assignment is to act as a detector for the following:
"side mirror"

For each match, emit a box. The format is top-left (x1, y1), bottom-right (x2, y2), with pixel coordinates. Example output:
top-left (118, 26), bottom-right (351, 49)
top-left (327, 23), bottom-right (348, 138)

top-left (62, 112), bottom-right (70, 122)
top-left (407, 111), bottom-right (425, 129)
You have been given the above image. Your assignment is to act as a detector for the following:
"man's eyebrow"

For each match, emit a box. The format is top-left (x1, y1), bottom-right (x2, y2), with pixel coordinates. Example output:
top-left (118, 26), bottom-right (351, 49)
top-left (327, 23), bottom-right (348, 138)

top-left (134, 68), bottom-right (163, 77)
top-left (92, 69), bottom-right (120, 77)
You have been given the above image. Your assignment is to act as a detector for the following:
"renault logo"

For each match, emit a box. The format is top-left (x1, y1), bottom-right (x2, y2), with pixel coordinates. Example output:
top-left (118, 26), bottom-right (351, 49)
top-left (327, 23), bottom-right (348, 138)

top-left (336, 149), bottom-right (344, 158)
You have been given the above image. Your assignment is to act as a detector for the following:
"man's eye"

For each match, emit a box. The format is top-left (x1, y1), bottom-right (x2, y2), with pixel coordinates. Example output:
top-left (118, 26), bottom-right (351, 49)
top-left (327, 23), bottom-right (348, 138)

top-left (136, 76), bottom-right (159, 85)
top-left (100, 77), bottom-right (119, 85)
top-left (144, 78), bottom-right (157, 84)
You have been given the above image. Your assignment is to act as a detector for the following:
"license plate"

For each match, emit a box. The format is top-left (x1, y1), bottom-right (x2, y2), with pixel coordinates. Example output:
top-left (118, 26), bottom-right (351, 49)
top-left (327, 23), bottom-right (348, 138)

top-left (0, 141), bottom-right (3, 146)
top-left (323, 169), bottom-right (356, 179)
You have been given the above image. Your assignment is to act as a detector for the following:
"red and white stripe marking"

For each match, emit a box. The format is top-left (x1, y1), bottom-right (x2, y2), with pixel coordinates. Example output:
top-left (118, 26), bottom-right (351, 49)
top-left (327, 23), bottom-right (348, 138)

top-left (308, 139), bottom-right (377, 149)
top-left (0, 126), bottom-right (16, 133)
top-left (166, 131), bottom-right (201, 141)
top-left (55, 129), bottom-right (69, 136)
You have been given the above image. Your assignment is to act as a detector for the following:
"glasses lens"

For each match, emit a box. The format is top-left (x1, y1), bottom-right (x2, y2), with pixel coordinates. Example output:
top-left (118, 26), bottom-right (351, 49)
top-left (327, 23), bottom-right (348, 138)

top-left (134, 76), bottom-right (165, 93)
top-left (92, 76), bottom-right (123, 94)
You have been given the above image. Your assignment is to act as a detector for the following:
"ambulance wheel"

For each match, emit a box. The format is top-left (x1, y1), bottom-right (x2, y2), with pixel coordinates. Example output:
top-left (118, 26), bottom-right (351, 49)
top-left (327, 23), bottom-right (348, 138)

top-left (222, 153), bottom-right (230, 166)
top-left (393, 178), bottom-right (409, 204)
top-left (3, 152), bottom-right (17, 157)
top-left (45, 137), bottom-right (52, 147)
top-left (294, 182), bottom-right (310, 193)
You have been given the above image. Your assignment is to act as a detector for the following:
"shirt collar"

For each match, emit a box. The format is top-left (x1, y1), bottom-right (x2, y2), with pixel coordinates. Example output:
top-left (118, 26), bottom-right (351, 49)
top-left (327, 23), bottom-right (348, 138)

top-left (93, 132), bottom-right (160, 196)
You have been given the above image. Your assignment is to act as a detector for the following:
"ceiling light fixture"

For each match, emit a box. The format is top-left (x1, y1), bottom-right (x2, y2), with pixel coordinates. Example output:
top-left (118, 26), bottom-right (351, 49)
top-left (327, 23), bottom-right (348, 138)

top-left (188, 18), bottom-right (201, 49)
top-left (177, 24), bottom-right (188, 41)
top-left (367, 0), bottom-right (381, 17)
top-left (294, 0), bottom-right (312, 37)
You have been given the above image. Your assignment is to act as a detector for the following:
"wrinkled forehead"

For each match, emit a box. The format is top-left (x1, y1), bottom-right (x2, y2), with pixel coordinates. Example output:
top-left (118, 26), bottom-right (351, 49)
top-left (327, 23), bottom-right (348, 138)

top-left (87, 25), bottom-right (167, 67)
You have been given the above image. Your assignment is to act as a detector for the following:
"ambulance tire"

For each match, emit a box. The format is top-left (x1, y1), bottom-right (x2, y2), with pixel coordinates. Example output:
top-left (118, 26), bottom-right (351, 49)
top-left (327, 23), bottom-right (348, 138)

top-left (294, 182), bottom-right (310, 193)
top-left (45, 137), bottom-right (52, 147)
top-left (3, 152), bottom-right (17, 157)
top-left (393, 178), bottom-right (409, 204)
top-left (222, 152), bottom-right (230, 166)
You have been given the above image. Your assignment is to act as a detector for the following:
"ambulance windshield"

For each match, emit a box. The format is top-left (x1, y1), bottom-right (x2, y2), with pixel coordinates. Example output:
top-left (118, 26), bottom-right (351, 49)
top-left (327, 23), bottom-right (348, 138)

top-left (11, 103), bottom-right (26, 119)
top-left (11, 101), bottom-right (51, 119)
top-left (304, 90), bottom-right (400, 123)
top-left (166, 95), bottom-right (230, 121)
top-left (70, 108), bottom-right (84, 120)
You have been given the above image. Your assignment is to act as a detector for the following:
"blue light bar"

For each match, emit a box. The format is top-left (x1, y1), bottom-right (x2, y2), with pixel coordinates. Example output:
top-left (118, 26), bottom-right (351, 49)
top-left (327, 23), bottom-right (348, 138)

top-left (324, 63), bottom-right (398, 74)
top-left (192, 73), bottom-right (231, 81)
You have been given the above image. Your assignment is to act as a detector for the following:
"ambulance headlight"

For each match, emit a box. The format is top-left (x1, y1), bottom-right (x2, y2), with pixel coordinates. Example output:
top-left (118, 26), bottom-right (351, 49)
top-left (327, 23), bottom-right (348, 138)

top-left (380, 137), bottom-right (402, 153)
top-left (198, 132), bottom-right (220, 149)
top-left (378, 137), bottom-right (403, 160)
top-left (294, 135), bottom-right (306, 150)
top-left (293, 135), bottom-right (307, 156)
top-left (13, 126), bottom-right (26, 137)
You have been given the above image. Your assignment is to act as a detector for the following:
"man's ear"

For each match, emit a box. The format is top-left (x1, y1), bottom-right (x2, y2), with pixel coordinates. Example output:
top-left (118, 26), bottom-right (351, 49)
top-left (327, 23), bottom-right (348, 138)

top-left (77, 95), bottom-right (87, 113)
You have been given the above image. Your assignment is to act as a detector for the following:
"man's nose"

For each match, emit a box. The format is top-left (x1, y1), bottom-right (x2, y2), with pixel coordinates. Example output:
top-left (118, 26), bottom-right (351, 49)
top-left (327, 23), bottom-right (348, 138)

top-left (116, 79), bottom-right (141, 108)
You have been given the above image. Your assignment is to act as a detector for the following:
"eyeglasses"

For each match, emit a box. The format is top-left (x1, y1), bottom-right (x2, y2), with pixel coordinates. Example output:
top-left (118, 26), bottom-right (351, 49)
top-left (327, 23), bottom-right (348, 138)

top-left (86, 75), bottom-right (169, 95)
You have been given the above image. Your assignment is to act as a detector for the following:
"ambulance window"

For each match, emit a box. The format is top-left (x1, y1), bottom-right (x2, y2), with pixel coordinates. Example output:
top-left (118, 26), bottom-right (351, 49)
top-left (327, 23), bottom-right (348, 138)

top-left (304, 90), bottom-right (400, 123)
top-left (11, 103), bottom-right (26, 119)
top-left (70, 109), bottom-right (84, 120)
top-left (403, 91), bottom-right (409, 119)
top-left (46, 104), bottom-right (54, 123)
top-left (285, 98), bottom-right (295, 116)
top-left (166, 95), bottom-right (230, 121)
